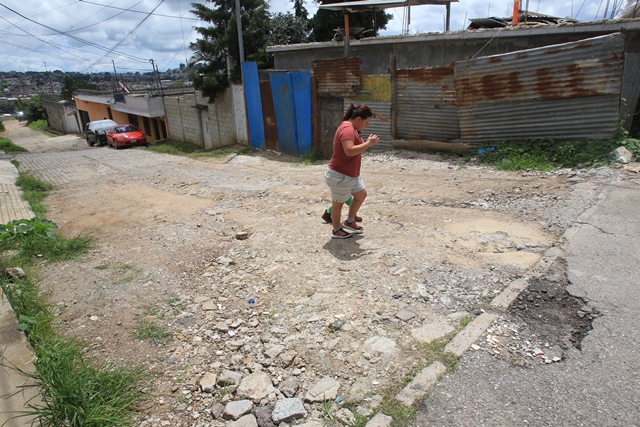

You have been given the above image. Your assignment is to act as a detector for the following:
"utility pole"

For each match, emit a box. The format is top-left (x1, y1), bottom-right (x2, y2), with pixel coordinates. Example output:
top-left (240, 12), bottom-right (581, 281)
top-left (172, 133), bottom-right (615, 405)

top-left (43, 62), bottom-right (54, 96)
top-left (150, 59), bottom-right (164, 97)
top-left (235, 0), bottom-right (245, 66)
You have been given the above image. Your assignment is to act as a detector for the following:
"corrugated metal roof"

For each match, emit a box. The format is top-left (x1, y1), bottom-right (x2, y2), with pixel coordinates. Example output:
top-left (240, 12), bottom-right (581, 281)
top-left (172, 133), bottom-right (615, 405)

top-left (313, 57), bottom-right (362, 95)
top-left (344, 99), bottom-right (393, 151)
top-left (396, 67), bottom-right (461, 141)
top-left (454, 33), bottom-right (625, 144)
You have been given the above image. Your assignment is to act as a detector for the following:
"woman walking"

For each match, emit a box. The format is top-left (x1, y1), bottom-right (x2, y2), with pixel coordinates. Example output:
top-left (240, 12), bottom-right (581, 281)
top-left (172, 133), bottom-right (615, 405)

top-left (324, 103), bottom-right (379, 239)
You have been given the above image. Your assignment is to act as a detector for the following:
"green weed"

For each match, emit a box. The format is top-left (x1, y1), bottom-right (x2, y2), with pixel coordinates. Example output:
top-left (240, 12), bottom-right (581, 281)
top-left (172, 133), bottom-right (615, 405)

top-left (147, 139), bottom-right (254, 158)
top-left (16, 173), bottom-right (53, 217)
top-left (0, 258), bottom-right (144, 427)
top-left (0, 137), bottom-right (28, 153)
top-left (459, 315), bottom-right (472, 328)
top-left (132, 314), bottom-right (170, 342)
top-left (416, 336), bottom-right (460, 372)
top-left (95, 263), bottom-right (110, 270)
top-left (27, 119), bottom-right (56, 137)
top-left (477, 121), bottom-right (640, 171)
top-left (296, 149), bottom-right (321, 166)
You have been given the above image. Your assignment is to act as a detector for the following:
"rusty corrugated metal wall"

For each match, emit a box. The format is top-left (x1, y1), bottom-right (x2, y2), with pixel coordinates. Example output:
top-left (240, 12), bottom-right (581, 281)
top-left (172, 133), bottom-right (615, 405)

top-left (313, 57), bottom-right (362, 96)
top-left (454, 33), bottom-right (625, 145)
top-left (395, 67), bottom-right (461, 141)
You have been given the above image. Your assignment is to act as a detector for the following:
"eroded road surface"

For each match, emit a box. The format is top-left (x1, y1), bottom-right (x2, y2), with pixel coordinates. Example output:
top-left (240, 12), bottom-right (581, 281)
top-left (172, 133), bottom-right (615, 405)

top-left (5, 119), bottom-right (637, 426)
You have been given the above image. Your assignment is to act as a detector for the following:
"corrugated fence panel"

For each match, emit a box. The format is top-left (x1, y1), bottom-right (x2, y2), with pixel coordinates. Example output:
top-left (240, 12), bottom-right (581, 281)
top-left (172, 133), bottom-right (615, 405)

top-left (344, 99), bottom-right (392, 151)
top-left (270, 72), bottom-right (298, 156)
top-left (242, 62), bottom-right (265, 149)
top-left (396, 67), bottom-right (461, 141)
top-left (454, 33), bottom-right (625, 144)
top-left (291, 71), bottom-right (312, 156)
top-left (313, 57), bottom-right (362, 96)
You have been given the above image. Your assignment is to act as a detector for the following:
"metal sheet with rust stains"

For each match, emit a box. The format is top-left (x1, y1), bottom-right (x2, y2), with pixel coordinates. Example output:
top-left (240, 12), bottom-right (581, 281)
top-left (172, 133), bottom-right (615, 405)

top-left (395, 67), bottom-right (461, 141)
top-left (453, 33), bottom-right (625, 144)
top-left (312, 57), bottom-right (363, 95)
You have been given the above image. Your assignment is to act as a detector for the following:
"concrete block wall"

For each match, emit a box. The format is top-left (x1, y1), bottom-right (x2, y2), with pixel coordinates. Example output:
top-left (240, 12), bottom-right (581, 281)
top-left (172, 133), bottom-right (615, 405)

top-left (164, 88), bottom-right (236, 148)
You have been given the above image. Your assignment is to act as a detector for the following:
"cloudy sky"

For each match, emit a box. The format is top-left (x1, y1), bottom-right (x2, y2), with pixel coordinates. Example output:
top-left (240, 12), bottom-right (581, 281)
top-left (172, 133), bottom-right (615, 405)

top-left (0, 0), bottom-right (626, 74)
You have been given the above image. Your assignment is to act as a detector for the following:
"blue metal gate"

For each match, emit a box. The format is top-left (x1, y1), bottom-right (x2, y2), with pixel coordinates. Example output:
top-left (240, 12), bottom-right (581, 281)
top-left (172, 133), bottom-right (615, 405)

top-left (269, 71), bottom-right (312, 156)
top-left (242, 62), bottom-right (265, 149)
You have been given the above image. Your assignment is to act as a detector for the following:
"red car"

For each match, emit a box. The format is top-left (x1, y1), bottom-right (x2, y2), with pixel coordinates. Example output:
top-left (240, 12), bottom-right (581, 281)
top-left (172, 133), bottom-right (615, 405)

top-left (105, 124), bottom-right (147, 149)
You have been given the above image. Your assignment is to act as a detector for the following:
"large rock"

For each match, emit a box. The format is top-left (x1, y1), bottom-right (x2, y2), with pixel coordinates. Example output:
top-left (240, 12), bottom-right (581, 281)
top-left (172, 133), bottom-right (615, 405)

top-left (237, 371), bottom-right (275, 403)
top-left (224, 400), bottom-right (254, 420)
top-left (228, 414), bottom-right (258, 427)
top-left (199, 372), bottom-right (217, 392)
top-left (363, 336), bottom-right (398, 354)
top-left (252, 405), bottom-right (275, 427)
top-left (365, 413), bottom-right (393, 427)
top-left (396, 361), bottom-right (446, 407)
top-left (611, 146), bottom-right (633, 164)
top-left (218, 369), bottom-right (244, 387)
top-left (264, 344), bottom-right (285, 359)
top-left (304, 376), bottom-right (340, 402)
top-left (410, 322), bottom-right (455, 343)
top-left (271, 398), bottom-right (307, 424)
top-left (279, 376), bottom-right (300, 398)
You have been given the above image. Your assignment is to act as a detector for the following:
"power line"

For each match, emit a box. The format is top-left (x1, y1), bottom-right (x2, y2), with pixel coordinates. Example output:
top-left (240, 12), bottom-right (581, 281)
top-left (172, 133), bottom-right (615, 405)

top-left (0, 3), bottom-right (148, 64)
top-left (78, 0), bottom-right (201, 20)
top-left (82, 0), bottom-right (166, 72)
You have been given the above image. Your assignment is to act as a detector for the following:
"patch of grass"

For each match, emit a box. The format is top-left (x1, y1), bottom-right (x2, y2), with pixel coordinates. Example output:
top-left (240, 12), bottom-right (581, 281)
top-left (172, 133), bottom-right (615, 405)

top-left (237, 146), bottom-right (257, 155)
top-left (147, 139), bottom-right (255, 158)
top-left (132, 313), bottom-right (170, 342)
top-left (0, 137), bottom-right (28, 153)
top-left (459, 315), bottom-right (472, 328)
top-left (377, 390), bottom-right (418, 427)
top-left (27, 119), bottom-right (56, 137)
top-left (320, 400), bottom-right (337, 426)
top-left (15, 173), bottom-right (52, 217)
top-left (95, 263), bottom-right (110, 270)
top-left (477, 121), bottom-right (640, 171)
top-left (296, 149), bottom-right (321, 166)
top-left (117, 263), bottom-right (135, 271)
top-left (416, 336), bottom-right (460, 372)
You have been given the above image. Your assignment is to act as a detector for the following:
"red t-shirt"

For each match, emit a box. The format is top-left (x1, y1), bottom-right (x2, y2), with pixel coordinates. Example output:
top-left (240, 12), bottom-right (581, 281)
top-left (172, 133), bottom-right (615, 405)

top-left (328, 122), bottom-right (364, 178)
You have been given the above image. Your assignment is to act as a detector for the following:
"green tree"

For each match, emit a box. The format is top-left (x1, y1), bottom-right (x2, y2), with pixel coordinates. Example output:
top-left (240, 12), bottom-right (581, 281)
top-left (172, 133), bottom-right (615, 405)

top-left (16, 95), bottom-right (45, 123)
top-left (59, 76), bottom-right (99, 101)
top-left (310, 0), bottom-right (392, 42)
top-left (268, 12), bottom-right (310, 45)
top-left (189, 0), bottom-right (272, 103)
top-left (293, 0), bottom-right (308, 18)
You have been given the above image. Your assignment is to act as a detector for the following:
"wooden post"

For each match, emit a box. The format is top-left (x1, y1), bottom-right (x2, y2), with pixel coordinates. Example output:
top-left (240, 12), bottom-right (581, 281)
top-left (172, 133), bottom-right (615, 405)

top-left (390, 53), bottom-right (397, 139)
top-left (344, 12), bottom-right (350, 57)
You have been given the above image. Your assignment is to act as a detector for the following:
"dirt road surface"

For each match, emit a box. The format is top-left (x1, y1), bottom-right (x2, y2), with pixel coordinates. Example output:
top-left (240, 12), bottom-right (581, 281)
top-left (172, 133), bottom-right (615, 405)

top-left (4, 119), bottom-right (634, 426)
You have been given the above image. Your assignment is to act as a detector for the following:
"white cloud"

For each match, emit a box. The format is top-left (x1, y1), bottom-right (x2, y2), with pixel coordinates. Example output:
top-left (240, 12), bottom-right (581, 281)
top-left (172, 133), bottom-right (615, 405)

top-left (0, 0), bottom-right (614, 73)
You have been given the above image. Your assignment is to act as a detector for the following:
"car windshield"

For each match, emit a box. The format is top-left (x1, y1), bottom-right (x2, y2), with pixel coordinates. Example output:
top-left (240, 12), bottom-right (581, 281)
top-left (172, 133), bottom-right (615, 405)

top-left (115, 126), bottom-right (136, 133)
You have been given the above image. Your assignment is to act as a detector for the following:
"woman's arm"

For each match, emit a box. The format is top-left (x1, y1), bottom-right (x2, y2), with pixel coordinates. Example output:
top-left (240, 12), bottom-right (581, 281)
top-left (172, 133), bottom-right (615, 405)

top-left (341, 134), bottom-right (379, 157)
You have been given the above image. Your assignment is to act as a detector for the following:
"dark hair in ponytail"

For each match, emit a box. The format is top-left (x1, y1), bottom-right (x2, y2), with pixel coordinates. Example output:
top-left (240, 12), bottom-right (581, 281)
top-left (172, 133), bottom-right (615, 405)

top-left (342, 103), bottom-right (373, 122)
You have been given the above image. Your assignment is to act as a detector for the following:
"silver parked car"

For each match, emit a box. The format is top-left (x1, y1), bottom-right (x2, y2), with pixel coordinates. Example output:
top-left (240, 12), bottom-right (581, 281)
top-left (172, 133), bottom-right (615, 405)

top-left (84, 119), bottom-right (118, 146)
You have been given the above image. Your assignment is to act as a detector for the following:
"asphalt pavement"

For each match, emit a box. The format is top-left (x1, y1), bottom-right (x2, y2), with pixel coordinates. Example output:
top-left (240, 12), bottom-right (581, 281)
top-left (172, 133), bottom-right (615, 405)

top-left (414, 179), bottom-right (640, 426)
